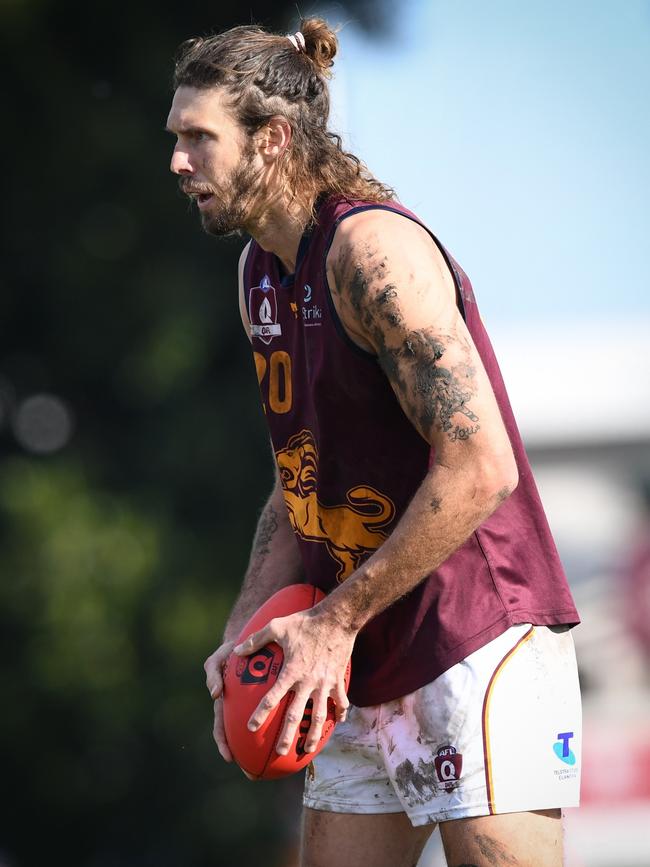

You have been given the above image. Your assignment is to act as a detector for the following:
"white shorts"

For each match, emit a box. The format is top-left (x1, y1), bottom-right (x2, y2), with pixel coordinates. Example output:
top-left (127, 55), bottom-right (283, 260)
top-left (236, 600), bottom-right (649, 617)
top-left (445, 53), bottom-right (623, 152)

top-left (303, 623), bottom-right (582, 826)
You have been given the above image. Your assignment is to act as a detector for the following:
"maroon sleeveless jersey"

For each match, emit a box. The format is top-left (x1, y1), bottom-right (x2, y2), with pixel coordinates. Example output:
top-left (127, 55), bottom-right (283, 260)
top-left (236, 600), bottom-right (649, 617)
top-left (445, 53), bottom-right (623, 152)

top-left (243, 196), bottom-right (579, 706)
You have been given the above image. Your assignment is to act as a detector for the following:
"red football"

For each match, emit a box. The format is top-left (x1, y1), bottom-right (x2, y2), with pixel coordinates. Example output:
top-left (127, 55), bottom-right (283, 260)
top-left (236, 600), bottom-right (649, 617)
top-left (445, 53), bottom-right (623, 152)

top-left (223, 583), bottom-right (351, 780)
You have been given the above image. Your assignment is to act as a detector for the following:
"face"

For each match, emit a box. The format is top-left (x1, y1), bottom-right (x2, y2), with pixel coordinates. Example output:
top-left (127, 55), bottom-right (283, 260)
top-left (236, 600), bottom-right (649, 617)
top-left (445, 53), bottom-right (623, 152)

top-left (166, 86), bottom-right (262, 237)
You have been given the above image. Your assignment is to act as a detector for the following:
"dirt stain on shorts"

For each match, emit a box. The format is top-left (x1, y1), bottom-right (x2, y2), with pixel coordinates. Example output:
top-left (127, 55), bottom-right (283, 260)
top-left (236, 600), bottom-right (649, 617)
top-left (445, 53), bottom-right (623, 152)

top-left (394, 757), bottom-right (438, 806)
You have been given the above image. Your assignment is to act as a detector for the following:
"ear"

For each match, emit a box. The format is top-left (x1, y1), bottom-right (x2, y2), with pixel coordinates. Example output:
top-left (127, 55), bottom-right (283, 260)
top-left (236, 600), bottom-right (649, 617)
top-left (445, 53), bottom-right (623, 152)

top-left (258, 115), bottom-right (292, 163)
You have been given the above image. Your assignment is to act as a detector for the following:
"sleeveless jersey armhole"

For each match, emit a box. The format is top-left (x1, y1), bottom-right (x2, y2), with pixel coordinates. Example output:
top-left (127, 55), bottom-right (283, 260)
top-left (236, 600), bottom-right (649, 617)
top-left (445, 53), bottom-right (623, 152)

top-left (239, 239), bottom-right (254, 339)
top-left (322, 211), bottom-right (377, 360)
top-left (321, 206), bottom-right (468, 359)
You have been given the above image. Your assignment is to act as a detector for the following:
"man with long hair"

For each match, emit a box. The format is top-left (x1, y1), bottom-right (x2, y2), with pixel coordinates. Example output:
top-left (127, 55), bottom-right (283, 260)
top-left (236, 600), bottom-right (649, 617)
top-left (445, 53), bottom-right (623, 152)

top-left (167, 18), bottom-right (581, 866)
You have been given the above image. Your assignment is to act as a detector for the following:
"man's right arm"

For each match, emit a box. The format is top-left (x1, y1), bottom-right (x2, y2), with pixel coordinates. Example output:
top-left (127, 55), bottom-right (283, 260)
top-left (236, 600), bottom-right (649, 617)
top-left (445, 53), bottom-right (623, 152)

top-left (204, 241), bottom-right (303, 762)
top-left (224, 238), bottom-right (304, 640)
top-left (204, 468), bottom-right (302, 763)
top-left (221, 466), bottom-right (304, 645)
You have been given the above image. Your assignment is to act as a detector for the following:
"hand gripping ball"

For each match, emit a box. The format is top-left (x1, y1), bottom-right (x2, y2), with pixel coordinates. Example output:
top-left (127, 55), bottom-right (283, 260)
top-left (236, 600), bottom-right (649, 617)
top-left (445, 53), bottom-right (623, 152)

top-left (223, 584), bottom-right (351, 779)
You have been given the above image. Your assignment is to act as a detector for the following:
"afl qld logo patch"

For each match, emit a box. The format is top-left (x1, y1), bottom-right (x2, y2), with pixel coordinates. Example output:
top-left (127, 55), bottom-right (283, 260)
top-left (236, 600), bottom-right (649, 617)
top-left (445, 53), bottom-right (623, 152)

top-left (249, 274), bottom-right (282, 344)
top-left (434, 744), bottom-right (463, 792)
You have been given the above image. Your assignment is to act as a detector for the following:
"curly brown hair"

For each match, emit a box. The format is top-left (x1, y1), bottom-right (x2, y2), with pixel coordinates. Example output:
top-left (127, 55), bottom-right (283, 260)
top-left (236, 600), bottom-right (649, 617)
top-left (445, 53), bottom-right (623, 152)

top-left (172, 18), bottom-right (396, 221)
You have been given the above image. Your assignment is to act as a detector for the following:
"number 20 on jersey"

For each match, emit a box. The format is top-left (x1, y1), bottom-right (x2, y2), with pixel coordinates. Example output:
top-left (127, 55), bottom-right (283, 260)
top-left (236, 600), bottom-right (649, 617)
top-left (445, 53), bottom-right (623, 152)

top-left (254, 351), bottom-right (293, 414)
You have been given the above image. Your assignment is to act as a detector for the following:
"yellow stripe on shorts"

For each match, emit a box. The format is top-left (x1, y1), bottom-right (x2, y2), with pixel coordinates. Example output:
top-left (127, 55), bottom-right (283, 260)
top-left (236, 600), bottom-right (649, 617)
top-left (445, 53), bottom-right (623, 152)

top-left (481, 626), bottom-right (535, 814)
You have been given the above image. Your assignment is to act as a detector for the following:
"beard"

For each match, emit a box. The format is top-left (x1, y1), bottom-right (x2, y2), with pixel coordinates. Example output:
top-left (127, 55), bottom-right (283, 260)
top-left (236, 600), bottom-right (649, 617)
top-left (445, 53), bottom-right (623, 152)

top-left (181, 146), bottom-right (263, 239)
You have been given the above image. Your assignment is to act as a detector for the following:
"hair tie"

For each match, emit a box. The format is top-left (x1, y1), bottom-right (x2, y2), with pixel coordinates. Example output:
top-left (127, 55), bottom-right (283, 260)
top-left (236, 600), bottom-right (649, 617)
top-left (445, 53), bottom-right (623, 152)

top-left (286, 31), bottom-right (306, 52)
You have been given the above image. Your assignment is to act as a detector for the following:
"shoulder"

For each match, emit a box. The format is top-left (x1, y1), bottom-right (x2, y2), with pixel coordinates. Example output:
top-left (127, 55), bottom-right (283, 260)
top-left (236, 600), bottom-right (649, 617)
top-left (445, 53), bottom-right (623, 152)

top-left (332, 205), bottom-right (430, 247)
top-left (331, 207), bottom-right (443, 261)
top-left (326, 206), bottom-right (456, 320)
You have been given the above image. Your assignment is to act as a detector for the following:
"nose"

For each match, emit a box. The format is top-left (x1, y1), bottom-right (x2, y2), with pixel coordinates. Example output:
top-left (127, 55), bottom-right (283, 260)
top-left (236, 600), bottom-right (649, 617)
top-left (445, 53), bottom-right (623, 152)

top-left (170, 146), bottom-right (193, 175)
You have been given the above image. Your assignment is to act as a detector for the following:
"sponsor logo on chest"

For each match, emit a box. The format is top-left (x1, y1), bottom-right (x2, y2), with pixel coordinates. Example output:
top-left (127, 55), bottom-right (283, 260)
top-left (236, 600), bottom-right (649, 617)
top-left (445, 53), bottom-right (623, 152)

top-left (302, 284), bottom-right (322, 326)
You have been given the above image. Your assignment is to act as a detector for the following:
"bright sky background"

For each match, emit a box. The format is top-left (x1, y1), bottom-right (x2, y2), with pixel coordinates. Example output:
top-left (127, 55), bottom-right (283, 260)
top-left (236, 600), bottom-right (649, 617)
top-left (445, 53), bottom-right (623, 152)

top-left (322, 0), bottom-right (650, 444)
top-left (325, 0), bottom-right (650, 326)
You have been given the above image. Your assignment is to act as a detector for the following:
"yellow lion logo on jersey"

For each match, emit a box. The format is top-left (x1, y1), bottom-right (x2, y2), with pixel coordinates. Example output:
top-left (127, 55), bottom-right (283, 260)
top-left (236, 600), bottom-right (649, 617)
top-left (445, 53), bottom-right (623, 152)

top-left (276, 429), bottom-right (395, 581)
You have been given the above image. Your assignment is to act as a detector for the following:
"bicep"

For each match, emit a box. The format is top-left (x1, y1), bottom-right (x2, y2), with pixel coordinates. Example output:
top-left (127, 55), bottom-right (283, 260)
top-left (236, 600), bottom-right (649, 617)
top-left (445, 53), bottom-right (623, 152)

top-left (379, 306), bottom-right (507, 466)
top-left (330, 213), bottom-right (511, 467)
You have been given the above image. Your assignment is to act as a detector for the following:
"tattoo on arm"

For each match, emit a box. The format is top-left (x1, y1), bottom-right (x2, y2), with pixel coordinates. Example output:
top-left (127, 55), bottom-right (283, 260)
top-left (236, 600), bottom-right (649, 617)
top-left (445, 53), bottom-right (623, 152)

top-left (335, 241), bottom-right (481, 444)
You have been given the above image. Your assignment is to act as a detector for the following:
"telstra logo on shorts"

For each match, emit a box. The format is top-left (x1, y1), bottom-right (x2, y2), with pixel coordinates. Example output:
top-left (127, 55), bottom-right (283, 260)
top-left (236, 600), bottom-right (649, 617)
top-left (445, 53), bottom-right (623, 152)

top-left (553, 731), bottom-right (576, 765)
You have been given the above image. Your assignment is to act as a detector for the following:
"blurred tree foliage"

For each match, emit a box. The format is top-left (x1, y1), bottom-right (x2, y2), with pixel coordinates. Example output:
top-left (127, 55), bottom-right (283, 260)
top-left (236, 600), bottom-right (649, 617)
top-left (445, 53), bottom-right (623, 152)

top-left (0, 2), bottom-right (388, 864)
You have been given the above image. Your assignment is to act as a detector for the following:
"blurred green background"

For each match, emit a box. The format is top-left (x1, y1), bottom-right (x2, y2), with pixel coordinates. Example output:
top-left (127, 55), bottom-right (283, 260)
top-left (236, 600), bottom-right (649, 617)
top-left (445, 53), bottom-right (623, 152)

top-left (0, 2), bottom-right (383, 864)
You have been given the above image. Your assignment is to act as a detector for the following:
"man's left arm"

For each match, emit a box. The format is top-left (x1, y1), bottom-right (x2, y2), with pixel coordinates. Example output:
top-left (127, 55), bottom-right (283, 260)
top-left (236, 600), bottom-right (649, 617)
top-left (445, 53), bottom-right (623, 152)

top-left (235, 210), bottom-right (519, 755)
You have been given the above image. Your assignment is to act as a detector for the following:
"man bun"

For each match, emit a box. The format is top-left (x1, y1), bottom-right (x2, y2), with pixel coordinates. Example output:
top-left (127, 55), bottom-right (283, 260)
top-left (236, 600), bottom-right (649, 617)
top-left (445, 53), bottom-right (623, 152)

top-left (300, 17), bottom-right (338, 77)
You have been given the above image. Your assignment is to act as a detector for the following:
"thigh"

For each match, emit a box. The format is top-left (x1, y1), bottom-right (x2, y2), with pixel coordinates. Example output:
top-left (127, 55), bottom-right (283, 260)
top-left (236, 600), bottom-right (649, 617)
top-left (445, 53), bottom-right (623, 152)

top-left (300, 807), bottom-right (434, 867)
top-left (440, 808), bottom-right (563, 867)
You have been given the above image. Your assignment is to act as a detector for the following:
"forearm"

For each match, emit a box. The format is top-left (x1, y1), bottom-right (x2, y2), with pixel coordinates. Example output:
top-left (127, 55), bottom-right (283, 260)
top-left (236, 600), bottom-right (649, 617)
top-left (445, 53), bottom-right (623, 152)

top-left (318, 459), bottom-right (515, 633)
top-left (223, 485), bottom-right (303, 642)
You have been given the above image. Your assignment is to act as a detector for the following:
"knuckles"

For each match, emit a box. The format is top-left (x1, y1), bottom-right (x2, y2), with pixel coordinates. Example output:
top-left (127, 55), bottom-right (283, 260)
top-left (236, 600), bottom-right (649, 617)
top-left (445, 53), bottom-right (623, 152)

top-left (204, 643), bottom-right (231, 672)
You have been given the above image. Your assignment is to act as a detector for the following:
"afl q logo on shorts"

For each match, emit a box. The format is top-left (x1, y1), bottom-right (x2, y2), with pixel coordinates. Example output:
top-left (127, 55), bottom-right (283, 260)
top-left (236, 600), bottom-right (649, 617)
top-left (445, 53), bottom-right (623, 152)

top-left (434, 744), bottom-right (463, 792)
top-left (237, 647), bottom-right (275, 684)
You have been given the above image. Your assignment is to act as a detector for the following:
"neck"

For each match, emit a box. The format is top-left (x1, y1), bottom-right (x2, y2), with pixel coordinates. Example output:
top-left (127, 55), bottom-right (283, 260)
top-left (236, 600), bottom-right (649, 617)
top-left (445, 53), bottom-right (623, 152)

top-left (247, 191), bottom-right (316, 274)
